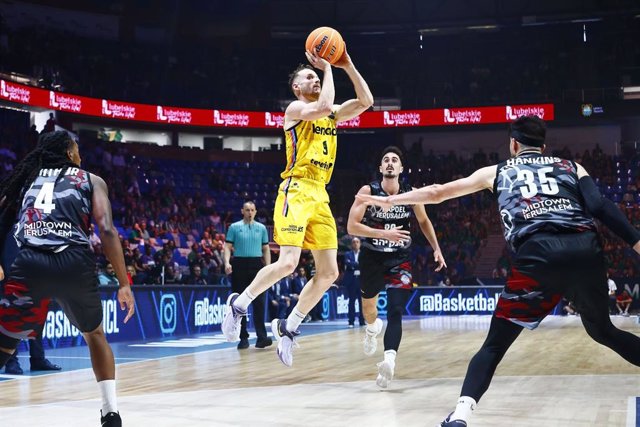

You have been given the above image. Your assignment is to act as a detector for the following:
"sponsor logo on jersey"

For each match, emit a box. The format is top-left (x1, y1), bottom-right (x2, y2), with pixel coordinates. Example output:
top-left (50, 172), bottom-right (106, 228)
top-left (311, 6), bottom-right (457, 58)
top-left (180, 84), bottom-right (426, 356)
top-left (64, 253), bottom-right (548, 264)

top-left (310, 159), bottom-right (333, 170)
top-left (280, 224), bottom-right (304, 233)
top-left (312, 124), bottom-right (337, 135)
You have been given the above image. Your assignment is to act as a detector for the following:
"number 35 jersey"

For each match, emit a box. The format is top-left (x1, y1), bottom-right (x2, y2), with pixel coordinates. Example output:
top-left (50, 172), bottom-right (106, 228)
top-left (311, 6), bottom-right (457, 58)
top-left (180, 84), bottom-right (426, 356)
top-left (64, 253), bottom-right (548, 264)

top-left (281, 115), bottom-right (337, 185)
top-left (361, 180), bottom-right (414, 256)
top-left (15, 167), bottom-right (93, 251)
top-left (494, 153), bottom-right (596, 251)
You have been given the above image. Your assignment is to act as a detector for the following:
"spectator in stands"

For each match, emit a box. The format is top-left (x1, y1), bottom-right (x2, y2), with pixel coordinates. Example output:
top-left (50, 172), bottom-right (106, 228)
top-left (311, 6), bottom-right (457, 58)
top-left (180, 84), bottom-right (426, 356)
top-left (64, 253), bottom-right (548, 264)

top-left (200, 230), bottom-right (215, 256)
top-left (184, 265), bottom-right (208, 285)
top-left (342, 237), bottom-right (365, 327)
top-left (162, 264), bottom-right (180, 285)
top-left (616, 290), bottom-right (633, 316)
top-left (44, 112), bottom-right (56, 132)
top-left (608, 273), bottom-right (618, 314)
top-left (125, 265), bottom-right (135, 285)
top-left (269, 274), bottom-right (293, 320)
top-left (188, 242), bottom-right (202, 267)
top-left (98, 264), bottom-right (119, 286)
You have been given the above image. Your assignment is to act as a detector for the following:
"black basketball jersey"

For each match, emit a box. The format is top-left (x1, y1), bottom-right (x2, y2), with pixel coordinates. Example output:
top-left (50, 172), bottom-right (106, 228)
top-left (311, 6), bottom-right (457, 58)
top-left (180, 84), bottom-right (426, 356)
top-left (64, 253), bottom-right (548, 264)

top-left (361, 180), bottom-right (413, 255)
top-left (15, 167), bottom-right (93, 251)
top-left (493, 152), bottom-right (596, 250)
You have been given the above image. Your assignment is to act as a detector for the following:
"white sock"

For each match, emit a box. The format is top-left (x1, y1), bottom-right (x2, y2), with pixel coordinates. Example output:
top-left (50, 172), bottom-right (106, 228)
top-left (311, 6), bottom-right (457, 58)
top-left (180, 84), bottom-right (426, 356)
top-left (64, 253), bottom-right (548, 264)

top-left (384, 349), bottom-right (397, 364)
top-left (366, 319), bottom-right (380, 335)
top-left (234, 289), bottom-right (256, 312)
top-left (450, 396), bottom-right (476, 422)
top-left (98, 379), bottom-right (117, 415)
top-left (286, 307), bottom-right (306, 333)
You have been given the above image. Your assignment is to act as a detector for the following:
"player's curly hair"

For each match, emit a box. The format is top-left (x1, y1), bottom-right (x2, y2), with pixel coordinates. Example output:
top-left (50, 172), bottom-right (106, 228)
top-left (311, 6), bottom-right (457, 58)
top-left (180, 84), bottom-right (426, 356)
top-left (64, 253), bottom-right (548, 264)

top-left (0, 131), bottom-right (77, 243)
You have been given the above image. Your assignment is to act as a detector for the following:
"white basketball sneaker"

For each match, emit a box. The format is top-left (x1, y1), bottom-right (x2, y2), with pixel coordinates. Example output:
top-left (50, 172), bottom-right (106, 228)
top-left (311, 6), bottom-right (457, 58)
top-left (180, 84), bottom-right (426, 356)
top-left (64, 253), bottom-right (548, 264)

top-left (376, 359), bottom-right (395, 388)
top-left (363, 318), bottom-right (383, 356)
top-left (271, 318), bottom-right (300, 367)
top-left (221, 293), bottom-right (246, 342)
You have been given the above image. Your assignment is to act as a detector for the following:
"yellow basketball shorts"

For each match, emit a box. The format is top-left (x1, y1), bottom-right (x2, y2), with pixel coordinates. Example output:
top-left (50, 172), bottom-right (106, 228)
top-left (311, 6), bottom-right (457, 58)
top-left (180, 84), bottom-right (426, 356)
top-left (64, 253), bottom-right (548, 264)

top-left (273, 177), bottom-right (337, 250)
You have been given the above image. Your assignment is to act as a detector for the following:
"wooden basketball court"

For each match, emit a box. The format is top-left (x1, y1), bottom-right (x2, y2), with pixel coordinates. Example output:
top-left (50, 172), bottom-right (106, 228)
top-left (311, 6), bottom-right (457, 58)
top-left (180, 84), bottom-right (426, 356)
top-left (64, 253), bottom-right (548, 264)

top-left (0, 315), bottom-right (638, 426)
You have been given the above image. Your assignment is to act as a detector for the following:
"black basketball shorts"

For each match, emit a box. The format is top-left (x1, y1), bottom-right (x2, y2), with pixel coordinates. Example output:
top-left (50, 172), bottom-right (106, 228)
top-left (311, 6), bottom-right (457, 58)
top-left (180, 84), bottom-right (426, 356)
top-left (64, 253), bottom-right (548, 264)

top-left (0, 245), bottom-right (102, 340)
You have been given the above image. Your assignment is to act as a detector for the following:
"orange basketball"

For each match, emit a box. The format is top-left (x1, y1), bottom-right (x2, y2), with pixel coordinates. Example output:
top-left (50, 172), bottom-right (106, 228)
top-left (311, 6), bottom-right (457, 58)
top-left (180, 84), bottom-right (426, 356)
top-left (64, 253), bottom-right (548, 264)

top-left (305, 27), bottom-right (345, 64)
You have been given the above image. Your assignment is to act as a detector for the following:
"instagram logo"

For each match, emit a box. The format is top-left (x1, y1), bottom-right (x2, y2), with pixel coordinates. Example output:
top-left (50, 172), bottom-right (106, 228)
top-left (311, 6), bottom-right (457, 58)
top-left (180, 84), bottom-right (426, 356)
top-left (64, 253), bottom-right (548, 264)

top-left (159, 294), bottom-right (177, 334)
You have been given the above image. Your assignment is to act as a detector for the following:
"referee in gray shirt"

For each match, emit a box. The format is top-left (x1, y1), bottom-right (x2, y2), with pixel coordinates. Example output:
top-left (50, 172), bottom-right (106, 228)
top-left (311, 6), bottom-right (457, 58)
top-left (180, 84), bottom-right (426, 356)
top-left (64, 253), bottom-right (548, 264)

top-left (224, 201), bottom-right (272, 349)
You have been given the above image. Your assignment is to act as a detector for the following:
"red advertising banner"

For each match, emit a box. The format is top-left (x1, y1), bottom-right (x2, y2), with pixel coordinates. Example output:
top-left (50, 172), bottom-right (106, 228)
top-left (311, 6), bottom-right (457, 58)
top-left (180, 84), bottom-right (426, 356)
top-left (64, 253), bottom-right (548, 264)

top-left (0, 79), bottom-right (554, 129)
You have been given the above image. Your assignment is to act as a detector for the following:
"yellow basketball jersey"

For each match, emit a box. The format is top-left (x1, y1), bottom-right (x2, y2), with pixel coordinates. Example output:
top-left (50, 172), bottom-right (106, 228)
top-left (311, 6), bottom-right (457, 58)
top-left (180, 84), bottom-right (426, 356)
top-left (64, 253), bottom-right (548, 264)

top-left (281, 115), bottom-right (337, 184)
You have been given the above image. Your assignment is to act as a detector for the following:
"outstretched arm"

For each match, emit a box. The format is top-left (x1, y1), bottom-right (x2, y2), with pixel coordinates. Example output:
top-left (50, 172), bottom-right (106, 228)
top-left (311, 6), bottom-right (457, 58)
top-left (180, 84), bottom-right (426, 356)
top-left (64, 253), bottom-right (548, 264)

top-left (333, 48), bottom-right (374, 122)
top-left (357, 165), bottom-right (497, 209)
top-left (576, 163), bottom-right (640, 253)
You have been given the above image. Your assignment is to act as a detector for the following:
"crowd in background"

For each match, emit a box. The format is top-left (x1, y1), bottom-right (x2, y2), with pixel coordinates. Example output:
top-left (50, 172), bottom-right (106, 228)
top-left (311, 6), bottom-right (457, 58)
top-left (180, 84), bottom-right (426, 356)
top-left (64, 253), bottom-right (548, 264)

top-left (2, 107), bottom-right (640, 288)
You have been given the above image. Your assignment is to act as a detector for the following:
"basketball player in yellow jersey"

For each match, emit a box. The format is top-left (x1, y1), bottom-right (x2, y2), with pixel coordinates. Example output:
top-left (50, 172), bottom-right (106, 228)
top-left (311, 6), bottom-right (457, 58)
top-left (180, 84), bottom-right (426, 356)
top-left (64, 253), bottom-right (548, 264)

top-left (222, 48), bottom-right (373, 366)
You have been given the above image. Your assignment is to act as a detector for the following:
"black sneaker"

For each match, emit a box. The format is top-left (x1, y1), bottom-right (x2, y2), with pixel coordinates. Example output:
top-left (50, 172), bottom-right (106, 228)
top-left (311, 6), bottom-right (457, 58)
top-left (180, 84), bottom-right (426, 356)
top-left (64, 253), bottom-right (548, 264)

top-left (31, 359), bottom-right (62, 371)
top-left (237, 338), bottom-right (250, 349)
top-left (255, 337), bottom-right (273, 348)
top-left (100, 411), bottom-right (122, 427)
top-left (439, 413), bottom-right (467, 427)
top-left (4, 362), bottom-right (23, 375)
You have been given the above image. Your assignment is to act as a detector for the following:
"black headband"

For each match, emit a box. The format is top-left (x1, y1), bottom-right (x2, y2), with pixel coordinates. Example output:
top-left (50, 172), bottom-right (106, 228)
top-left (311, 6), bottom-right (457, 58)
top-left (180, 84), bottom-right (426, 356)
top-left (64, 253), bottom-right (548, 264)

top-left (510, 130), bottom-right (545, 147)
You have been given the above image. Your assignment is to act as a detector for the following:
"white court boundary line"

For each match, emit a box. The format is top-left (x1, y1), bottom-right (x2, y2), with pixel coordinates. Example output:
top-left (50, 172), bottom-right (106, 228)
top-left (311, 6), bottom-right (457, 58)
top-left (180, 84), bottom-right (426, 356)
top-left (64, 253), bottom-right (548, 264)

top-left (627, 396), bottom-right (637, 427)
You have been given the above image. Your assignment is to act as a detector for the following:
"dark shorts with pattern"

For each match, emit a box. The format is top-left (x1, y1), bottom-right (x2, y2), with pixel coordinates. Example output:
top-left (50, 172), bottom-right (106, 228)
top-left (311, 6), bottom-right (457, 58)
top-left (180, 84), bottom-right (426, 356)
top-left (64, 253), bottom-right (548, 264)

top-left (0, 245), bottom-right (101, 342)
top-left (359, 247), bottom-right (412, 299)
top-left (496, 231), bottom-right (606, 329)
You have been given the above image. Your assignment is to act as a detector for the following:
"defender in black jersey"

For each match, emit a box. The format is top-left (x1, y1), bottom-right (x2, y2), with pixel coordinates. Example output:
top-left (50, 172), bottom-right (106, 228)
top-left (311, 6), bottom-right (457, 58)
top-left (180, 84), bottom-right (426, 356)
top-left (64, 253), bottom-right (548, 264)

top-left (358, 116), bottom-right (640, 427)
top-left (348, 146), bottom-right (446, 388)
top-left (0, 131), bottom-right (134, 427)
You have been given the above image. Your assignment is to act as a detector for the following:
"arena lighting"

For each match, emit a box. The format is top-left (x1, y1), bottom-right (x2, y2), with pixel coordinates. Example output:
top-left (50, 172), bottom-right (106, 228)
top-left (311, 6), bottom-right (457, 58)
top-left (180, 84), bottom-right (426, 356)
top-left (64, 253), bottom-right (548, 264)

top-left (466, 25), bottom-right (498, 30)
top-left (623, 86), bottom-right (640, 100)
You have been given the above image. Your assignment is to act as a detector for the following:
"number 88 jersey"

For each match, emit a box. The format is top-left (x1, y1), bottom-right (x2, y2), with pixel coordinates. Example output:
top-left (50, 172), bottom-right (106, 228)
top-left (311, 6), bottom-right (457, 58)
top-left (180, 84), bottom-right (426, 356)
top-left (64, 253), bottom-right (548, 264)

top-left (361, 180), bottom-right (414, 254)
top-left (15, 167), bottom-right (93, 251)
top-left (494, 152), bottom-right (596, 251)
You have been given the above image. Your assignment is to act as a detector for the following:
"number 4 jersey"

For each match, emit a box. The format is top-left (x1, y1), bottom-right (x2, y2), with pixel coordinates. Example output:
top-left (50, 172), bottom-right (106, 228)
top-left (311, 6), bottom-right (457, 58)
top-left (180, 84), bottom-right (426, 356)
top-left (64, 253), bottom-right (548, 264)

top-left (15, 167), bottom-right (93, 251)
top-left (494, 152), bottom-right (596, 251)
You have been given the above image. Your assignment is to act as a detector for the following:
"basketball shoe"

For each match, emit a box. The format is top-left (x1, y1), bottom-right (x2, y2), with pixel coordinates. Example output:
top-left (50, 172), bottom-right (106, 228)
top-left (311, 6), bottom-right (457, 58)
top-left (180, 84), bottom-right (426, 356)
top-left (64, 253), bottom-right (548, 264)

top-left (375, 358), bottom-right (395, 389)
top-left (221, 293), bottom-right (246, 342)
top-left (100, 411), bottom-right (122, 427)
top-left (271, 318), bottom-right (300, 367)
top-left (363, 318), bottom-right (383, 356)
top-left (438, 413), bottom-right (467, 427)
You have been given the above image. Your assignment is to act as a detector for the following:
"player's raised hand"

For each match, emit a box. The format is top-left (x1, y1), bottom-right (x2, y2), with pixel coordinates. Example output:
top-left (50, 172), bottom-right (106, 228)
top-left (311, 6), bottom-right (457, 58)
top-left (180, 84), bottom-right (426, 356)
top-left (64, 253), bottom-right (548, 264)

top-left (305, 50), bottom-right (331, 71)
top-left (332, 45), bottom-right (353, 69)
